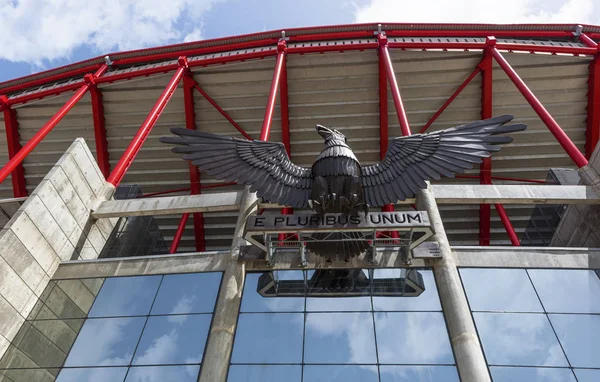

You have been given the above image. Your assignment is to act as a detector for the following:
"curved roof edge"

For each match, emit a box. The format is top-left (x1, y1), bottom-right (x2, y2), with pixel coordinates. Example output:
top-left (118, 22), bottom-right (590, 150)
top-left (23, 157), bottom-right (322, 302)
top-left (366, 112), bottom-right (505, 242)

top-left (2, 22), bottom-right (599, 92)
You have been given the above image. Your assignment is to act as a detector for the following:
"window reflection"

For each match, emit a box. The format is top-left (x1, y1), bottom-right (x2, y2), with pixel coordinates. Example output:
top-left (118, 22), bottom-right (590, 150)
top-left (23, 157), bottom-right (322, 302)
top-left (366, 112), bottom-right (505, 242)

top-left (489, 366), bottom-right (576, 382)
top-left (241, 272), bottom-right (305, 312)
top-left (460, 269), bottom-right (543, 312)
top-left (231, 313), bottom-right (304, 363)
top-left (372, 269), bottom-right (440, 311)
top-left (375, 312), bottom-right (453, 365)
top-left (303, 365), bottom-right (379, 382)
top-left (151, 273), bottom-right (221, 315)
top-left (379, 365), bottom-right (460, 382)
top-left (56, 367), bottom-right (128, 382)
top-left (88, 276), bottom-right (161, 317)
top-left (549, 314), bottom-right (600, 368)
top-left (304, 313), bottom-right (377, 364)
top-left (132, 315), bottom-right (211, 365)
top-left (125, 365), bottom-right (200, 382)
top-left (306, 269), bottom-right (372, 312)
top-left (473, 313), bottom-right (568, 367)
top-left (574, 369), bottom-right (600, 382)
top-left (63, 317), bottom-right (146, 367)
top-left (227, 365), bottom-right (302, 382)
top-left (528, 270), bottom-right (600, 313)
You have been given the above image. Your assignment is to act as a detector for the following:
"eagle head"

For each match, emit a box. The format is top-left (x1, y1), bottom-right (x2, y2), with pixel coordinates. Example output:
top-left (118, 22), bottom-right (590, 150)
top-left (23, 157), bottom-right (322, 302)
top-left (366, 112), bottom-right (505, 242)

top-left (316, 124), bottom-right (347, 143)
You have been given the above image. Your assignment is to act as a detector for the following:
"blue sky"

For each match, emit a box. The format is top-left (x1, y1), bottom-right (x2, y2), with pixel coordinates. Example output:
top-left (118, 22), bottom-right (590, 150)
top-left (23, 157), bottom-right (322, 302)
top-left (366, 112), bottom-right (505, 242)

top-left (0, 0), bottom-right (598, 84)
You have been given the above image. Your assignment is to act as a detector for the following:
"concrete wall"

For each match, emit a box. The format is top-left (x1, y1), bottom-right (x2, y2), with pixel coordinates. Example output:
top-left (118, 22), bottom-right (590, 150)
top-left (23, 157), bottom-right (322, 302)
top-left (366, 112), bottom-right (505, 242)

top-left (0, 138), bottom-right (115, 362)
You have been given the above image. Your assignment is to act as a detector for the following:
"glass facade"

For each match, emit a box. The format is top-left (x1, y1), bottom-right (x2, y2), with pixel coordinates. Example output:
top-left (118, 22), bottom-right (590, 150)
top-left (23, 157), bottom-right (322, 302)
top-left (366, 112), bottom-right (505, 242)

top-left (461, 268), bottom-right (600, 380)
top-left (0, 272), bottom-right (222, 382)
top-left (229, 269), bottom-right (459, 381)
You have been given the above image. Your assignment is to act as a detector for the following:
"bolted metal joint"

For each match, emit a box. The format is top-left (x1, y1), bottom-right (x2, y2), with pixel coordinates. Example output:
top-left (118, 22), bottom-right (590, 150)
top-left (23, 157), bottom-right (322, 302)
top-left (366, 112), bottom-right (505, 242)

top-left (377, 33), bottom-right (388, 47)
top-left (277, 39), bottom-right (287, 53)
top-left (0, 95), bottom-right (9, 109)
top-left (485, 36), bottom-right (497, 47)
top-left (178, 56), bottom-right (189, 69)
top-left (83, 73), bottom-right (96, 86)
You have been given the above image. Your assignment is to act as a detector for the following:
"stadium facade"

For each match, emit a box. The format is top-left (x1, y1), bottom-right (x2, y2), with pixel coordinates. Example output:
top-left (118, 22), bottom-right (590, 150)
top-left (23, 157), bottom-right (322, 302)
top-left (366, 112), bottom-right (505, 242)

top-left (0, 23), bottom-right (599, 381)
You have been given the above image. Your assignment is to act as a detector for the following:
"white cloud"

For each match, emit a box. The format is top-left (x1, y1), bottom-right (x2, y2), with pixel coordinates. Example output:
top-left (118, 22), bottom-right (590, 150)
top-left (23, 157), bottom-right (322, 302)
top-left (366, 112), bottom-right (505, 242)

top-left (354, 0), bottom-right (599, 25)
top-left (0, 0), bottom-right (221, 65)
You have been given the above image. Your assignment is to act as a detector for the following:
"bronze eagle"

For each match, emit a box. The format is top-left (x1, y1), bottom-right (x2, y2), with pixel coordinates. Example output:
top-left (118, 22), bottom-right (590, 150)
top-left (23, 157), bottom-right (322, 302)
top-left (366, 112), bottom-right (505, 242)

top-left (160, 115), bottom-right (526, 215)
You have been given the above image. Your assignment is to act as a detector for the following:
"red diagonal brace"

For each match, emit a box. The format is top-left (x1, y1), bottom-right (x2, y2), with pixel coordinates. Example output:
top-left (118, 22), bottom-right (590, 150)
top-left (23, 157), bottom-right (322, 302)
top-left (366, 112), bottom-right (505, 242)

top-left (0, 64), bottom-right (108, 186)
top-left (479, 48), bottom-right (493, 246)
top-left (107, 57), bottom-right (187, 186)
top-left (260, 40), bottom-right (286, 141)
top-left (278, 50), bottom-right (294, 244)
top-left (85, 75), bottom-right (110, 179)
top-left (170, 212), bottom-right (190, 253)
top-left (0, 98), bottom-right (27, 197)
top-left (495, 204), bottom-right (520, 246)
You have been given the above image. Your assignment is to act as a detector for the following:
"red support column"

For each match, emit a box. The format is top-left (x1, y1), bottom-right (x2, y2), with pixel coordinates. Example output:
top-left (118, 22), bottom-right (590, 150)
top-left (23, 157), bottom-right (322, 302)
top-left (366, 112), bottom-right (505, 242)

top-left (278, 51), bottom-right (294, 243)
top-left (184, 73), bottom-right (206, 252)
top-left (260, 40), bottom-right (286, 142)
top-left (0, 99), bottom-right (27, 197)
top-left (170, 213), bottom-right (190, 253)
top-left (378, 34), bottom-right (412, 137)
top-left (479, 49), bottom-right (493, 246)
top-left (489, 41), bottom-right (588, 168)
top-left (0, 65), bottom-right (108, 186)
top-left (87, 77), bottom-right (110, 179)
top-left (495, 204), bottom-right (520, 246)
top-left (107, 58), bottom-right (187, 186)
top-left (586, 55), bottom-right (600, 159)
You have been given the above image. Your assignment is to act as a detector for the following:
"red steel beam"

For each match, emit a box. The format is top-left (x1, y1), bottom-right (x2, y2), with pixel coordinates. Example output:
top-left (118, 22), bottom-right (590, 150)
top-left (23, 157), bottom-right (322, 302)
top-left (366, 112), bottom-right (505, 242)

top-left (107, 58), bottom-right (187, 186)
top-left (579, 33), bottom-right (598, 49)
top-left (0, 65), bottom-right (108, 186)
top-left (192, 83), bottom-right (252, 140)
top-left (184, 73), bottom-right (206, 252)
top-left (87, 76), bottom-right (110, 178)
top-left (378, 34), bottom-right (412, 137)
top-left (278, 50), bottom-right (294, 243)
top-left (169, 212), bottom-right (190, 254)
top-left (0, 100), bottom-right (27, 197)
top-left (495, 204), bottom-right (520, 246)
top-left (0, 64), bottom-right (104, 95)
top-left (379, 47), bottom-right (389, 155)
top-left (586, 54), bottom-right (600, 158)
top-left (420, 66), bottom-right (482, 134)
top-left (479, 49), bottom-right (493, 246)
top-left (489, 42), bottom-right (588, 168)
top-left (260, 41), bottom-right (286, 141)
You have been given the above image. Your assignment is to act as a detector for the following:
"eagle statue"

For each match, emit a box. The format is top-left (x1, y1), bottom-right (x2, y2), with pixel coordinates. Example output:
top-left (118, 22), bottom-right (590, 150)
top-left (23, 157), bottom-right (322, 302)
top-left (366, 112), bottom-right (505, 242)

top-left (160, 115), bottom-right (526, 259)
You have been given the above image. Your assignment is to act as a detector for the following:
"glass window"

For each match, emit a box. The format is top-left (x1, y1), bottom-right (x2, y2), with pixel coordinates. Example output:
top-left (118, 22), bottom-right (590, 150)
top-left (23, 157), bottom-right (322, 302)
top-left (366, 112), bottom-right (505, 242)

top-left (132, 315), bottom-right (211, 365)
top-left (303, 365), bottom-right (379, 382)
top-left (375, 312), bottom-right (454, 365)
top-left (473, 313), bottom-right (568, 367)
top-left (528, 270), bottom-right (600, 313)
top-left (574, 369), bottom-right (600, 382)
top-left (241, 272), bottom-right (305, 312)
top-left (460, 269), bottom-right (543, 312)
top-left (227, 365), bottom-right (302, 382)
top-left (151, 273), bottom-right (221, 315)
top-left (379, 366), bottom-right (460, 382)
top-left (56, 367), bottom-right (128, 382)
top-left (373, 270), bottom-right (441, 311)
top-left (88, 276), bottom-right (162, 317)
top-left (63, 317), bottom-right (146, 367)
top-left (125, 366), bottom-right (200, 382)
top-left (549, 314), bottom-right (600, 368)
top-left (304, 313), bottom-right (377, 364)
top-left (489, 367), bottom-right (576, 382)
top-left (231, 313), bottom-right (303, 363)
top-left (306, 269), bottom-right (372, 312)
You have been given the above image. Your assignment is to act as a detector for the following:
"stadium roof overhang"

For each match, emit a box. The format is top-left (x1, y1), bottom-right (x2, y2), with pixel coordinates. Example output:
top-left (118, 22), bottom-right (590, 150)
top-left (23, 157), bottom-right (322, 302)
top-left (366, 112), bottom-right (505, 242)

top-left (0, 22), bottom-right (599, 250)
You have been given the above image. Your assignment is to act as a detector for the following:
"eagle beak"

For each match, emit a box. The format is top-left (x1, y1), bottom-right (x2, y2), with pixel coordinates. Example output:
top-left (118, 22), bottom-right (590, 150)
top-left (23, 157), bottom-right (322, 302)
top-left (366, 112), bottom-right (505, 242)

top-left (316, 124), bottom-right (331, 138)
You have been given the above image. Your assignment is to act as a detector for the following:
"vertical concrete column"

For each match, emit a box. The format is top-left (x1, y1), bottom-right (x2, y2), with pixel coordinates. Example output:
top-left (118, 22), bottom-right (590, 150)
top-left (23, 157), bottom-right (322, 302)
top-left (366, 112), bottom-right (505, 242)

top-left (199, 187), bottom-right (258, 382)
top-left (417, 183), bottom-right (490, 382)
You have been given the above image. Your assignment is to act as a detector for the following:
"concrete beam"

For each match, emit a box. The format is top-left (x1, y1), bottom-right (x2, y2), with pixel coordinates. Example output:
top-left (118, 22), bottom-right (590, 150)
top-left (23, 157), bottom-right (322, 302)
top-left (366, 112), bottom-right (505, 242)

top-left (91, 191), bottom-right (244, 218)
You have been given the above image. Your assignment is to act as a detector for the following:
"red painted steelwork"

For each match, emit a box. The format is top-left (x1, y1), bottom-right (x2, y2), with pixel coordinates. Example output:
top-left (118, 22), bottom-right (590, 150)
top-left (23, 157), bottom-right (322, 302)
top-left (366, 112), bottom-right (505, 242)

top-left (456, 174), bottom-right (546, 184)
top-left (184, 74), bottom-right (206, 252)
top-left (0, 65), bottom-right (108, 186)
top-left (420, 66), bottom-right (481, 134)
top-left (107, 59), bottom-right (187, 186)
top-left (5, 81), bottom-right (87, 108)
top-left (496, 43), bottom-right (595, 55)
top-left (287, 41), bottom-right (378, 54)
top-left (192, 83), bottom-right (252, 140)
top-left (490, 46), bottom-right (588, 168)
top-left (587, 56), bottom-right (600, 158)
top-left (260, 41), bottom-right (286, 141)
top-left (278, 53), bottom-right (293, 243)
top-left (579, 33), bottom-right (599, 49)
top-left (495, 204), bottom-right (520, 246)
top-left (379, 48), bottom-right (389, 156)
top-left (0, 100), bottom-right (27, 197)
top-left (87, 78), bottom-right (110, 179)
top-left (479, 50), bottom-right (493, 246)
top-left (379, 34), bottom-right (412, 136)
top-left (170, 212), bottom-right (190, 254)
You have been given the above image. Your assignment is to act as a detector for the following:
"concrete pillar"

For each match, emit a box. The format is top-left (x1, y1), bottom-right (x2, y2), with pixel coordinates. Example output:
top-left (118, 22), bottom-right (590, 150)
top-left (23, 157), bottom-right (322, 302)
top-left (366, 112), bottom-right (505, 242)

top-left (199, 187), bottom-right (258, 382)
top-left (417, 183), bottom-right (491, 382)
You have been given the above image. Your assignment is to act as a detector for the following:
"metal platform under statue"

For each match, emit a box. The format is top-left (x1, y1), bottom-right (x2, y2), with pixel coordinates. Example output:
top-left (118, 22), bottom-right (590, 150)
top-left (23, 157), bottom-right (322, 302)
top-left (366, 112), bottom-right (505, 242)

top-left (241, 211), bottom-right (438, 266)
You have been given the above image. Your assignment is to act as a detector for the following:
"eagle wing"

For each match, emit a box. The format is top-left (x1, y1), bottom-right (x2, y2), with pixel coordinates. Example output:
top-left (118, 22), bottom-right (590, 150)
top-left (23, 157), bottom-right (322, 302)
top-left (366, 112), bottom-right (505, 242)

top-left (160, 128), bottom-right (313, 208)
top-left (361, 115), bottom-right (527, 207)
